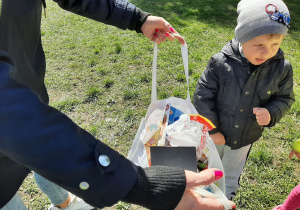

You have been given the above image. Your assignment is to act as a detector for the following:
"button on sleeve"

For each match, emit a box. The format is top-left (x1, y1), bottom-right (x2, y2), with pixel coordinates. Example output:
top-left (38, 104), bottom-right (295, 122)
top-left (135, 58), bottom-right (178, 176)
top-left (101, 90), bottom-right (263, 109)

top-left (99, 155), bottom-right (110, 167)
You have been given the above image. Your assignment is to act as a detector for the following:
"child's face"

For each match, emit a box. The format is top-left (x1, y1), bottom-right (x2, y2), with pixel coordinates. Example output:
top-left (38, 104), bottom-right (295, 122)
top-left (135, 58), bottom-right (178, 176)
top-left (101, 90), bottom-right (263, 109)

top-left (241, 34), bottom-right (284, 65)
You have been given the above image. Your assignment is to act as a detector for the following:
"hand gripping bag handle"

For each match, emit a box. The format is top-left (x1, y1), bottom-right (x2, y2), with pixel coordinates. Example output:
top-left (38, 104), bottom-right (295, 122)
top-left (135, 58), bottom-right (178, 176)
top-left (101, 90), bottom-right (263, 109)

top-left (151, 36), bottom-right (190, 102)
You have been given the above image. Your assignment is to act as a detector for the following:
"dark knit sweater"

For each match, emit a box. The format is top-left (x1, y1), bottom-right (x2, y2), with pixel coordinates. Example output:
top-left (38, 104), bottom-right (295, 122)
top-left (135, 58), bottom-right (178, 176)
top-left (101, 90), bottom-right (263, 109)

top-left (122, 166), bottom-right (186, 210)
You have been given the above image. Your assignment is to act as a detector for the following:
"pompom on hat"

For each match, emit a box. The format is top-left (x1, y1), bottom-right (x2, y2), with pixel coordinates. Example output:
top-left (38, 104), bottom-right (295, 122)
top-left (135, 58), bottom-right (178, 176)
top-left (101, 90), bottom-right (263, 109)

top-left (235, 0), bottom-right (291, 44)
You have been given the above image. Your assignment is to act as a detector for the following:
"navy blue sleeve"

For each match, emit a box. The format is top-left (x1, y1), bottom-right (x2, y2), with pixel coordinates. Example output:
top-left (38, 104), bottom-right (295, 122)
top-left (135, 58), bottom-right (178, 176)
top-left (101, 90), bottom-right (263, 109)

top-left (52, 0), bottom-right (136, 30)
top-left (0, 51), bottom-right (138, 208)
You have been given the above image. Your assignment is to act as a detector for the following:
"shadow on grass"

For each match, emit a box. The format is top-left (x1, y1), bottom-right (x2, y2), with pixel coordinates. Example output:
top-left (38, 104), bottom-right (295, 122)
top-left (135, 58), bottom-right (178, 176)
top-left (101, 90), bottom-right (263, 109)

top-left (133, 0), bottom-right (299, 41)
top-left (133, 0), bottom-right (238, 28)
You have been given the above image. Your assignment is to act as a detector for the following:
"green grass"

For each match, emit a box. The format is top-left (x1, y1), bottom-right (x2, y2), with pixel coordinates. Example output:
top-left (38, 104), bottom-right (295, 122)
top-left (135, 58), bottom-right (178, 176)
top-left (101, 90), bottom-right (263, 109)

top-left (19, 0), bottom-right (299, 209)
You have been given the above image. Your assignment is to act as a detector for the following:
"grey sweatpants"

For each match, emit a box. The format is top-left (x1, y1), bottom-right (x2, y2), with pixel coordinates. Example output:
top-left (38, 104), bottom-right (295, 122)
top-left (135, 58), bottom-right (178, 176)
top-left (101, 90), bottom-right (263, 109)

top-left (216, 144), bottom-right (252, 200)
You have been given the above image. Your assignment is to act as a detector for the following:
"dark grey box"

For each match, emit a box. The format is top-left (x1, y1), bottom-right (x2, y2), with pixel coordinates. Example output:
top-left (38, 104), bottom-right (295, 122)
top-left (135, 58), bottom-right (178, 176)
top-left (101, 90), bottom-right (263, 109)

top-left (150, 146), bottom-right (197, 172)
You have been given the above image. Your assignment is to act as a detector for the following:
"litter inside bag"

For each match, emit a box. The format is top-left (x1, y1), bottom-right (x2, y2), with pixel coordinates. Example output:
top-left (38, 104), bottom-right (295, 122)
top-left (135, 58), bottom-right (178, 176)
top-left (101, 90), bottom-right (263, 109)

top-left (165, 113), bottom-right (214, 171)
top-left (142, 104), bottom-right (171, 166)
top-left (141, 101), bottom-right (215, 171)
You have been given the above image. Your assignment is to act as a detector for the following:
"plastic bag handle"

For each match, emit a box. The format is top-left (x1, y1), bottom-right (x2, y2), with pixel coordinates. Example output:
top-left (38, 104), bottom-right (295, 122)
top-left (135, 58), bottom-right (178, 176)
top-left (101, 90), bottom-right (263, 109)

top-left (151, 38), bottom-right (190, 102)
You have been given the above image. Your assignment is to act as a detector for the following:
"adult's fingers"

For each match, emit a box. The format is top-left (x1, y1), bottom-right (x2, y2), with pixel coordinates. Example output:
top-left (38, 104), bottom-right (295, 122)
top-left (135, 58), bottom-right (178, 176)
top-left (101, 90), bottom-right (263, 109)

top-left (155, 29), bottom-right (167, 43)
top-left (167, 27), bottom-right (185, 45)
top-left (185, 168), bottom-right (223, 189)
top-left (152, 34), bottom-right (162, 44)
top-left (153, 32), bottom-right (185, 45)
top-left (141, 15), bottom-right (186, 44)
top-left (163, 32), bottom-right (185, 45)
top-left (165, 33), bottom-right (176, 42)
top-left (171, 33), bottom-right (186, 45)
top-left (198, 197), bottom-right (236, 210)
top-left (153, 16), bottom-right (172, 32)
top-left (175, 189), bottom-right (236, 210)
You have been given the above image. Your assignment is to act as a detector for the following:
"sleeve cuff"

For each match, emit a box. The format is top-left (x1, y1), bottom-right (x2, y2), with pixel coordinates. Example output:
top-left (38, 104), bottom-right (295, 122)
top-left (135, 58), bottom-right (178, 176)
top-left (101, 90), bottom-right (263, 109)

top-left (265, 106), bottom-right (281, 127)
top-left (209, 128), bottom-right (219, 135)
top-left (128, 8), bottom-right (151, 33)
top-left (121, 166), bottom-right (186, 210)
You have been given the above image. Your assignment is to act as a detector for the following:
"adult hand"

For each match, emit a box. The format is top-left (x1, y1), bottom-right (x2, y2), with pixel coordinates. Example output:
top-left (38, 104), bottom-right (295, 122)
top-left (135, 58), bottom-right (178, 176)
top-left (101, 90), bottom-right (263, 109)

top-left (289, 150), bottom-right (300, 160)
top-left (175, 168), bottom-right (236, 210)
top-left (210, 132), bottom-right (226, 145)
top-left (141, 16), bottom-right (185, 45)
top-left (253, 107), bottom-right (271, 126)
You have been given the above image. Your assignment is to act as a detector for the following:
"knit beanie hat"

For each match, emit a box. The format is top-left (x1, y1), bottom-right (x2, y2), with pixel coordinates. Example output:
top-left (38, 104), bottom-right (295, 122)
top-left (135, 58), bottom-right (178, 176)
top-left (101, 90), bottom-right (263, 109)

top-left (235, 0), bottom-right (290, 44)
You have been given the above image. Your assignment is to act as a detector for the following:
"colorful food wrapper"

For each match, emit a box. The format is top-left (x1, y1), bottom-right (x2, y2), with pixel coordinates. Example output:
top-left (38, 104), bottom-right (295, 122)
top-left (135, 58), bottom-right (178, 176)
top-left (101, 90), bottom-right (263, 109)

top-left (165, 114), bottom-right (215, 171)
top-left (168, 106), bottom-right (184, 125)
top-left (143, 103), bottom-right (170, 166)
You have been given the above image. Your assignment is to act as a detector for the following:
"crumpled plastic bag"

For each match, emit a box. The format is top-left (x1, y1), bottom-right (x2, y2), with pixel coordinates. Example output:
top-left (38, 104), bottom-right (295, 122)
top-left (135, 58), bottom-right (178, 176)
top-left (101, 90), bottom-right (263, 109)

top-left (165, 114), bottom-right (210, 168)
top-left (165, 114), bottom-right (202, 147)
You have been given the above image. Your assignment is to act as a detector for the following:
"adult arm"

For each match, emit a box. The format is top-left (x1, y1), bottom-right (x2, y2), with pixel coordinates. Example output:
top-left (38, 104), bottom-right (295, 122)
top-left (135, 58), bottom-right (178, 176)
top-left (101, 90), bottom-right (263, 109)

top-left (52, 0), bottom-right (180, 44)
top-left (0, 51), bottom-right (186, 209)
top-left (52, 0), bottom-right (137, 30)
top-left (0, 51), bottom-right (139, 207)
top-left (0, 51), bottom-right (185, 209)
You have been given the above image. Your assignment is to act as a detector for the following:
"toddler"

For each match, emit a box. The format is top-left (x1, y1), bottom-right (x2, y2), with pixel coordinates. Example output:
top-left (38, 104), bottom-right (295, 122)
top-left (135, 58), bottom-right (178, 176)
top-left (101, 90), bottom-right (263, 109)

top-left (193, 0), bottom-right (295, 200)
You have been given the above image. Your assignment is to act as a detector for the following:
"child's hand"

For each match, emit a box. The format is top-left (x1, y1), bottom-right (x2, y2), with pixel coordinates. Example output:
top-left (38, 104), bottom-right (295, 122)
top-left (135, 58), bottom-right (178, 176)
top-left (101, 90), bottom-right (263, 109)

top-left (253, 107), bottom-right (271, 126)
top-left (289, 150), bottom-right (300, 160)
top-left (210, 132), bottom-right (225, 145)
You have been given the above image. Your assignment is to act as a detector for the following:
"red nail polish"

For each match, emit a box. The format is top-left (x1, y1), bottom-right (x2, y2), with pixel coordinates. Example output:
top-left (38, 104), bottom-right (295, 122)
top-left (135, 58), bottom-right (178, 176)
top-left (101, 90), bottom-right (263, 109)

top-left (170, 27), bottom-right (174, 33)
top-left (232, 205), bottom-right (236, 209)
top-left (155, 29), bottom-right (159, 32)
top-left (215, 171), bottom-right (223, 180)
top-left (165, 33), bottom-right (169, 37)
top-left (153, 34), bottom-right (157, 37)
